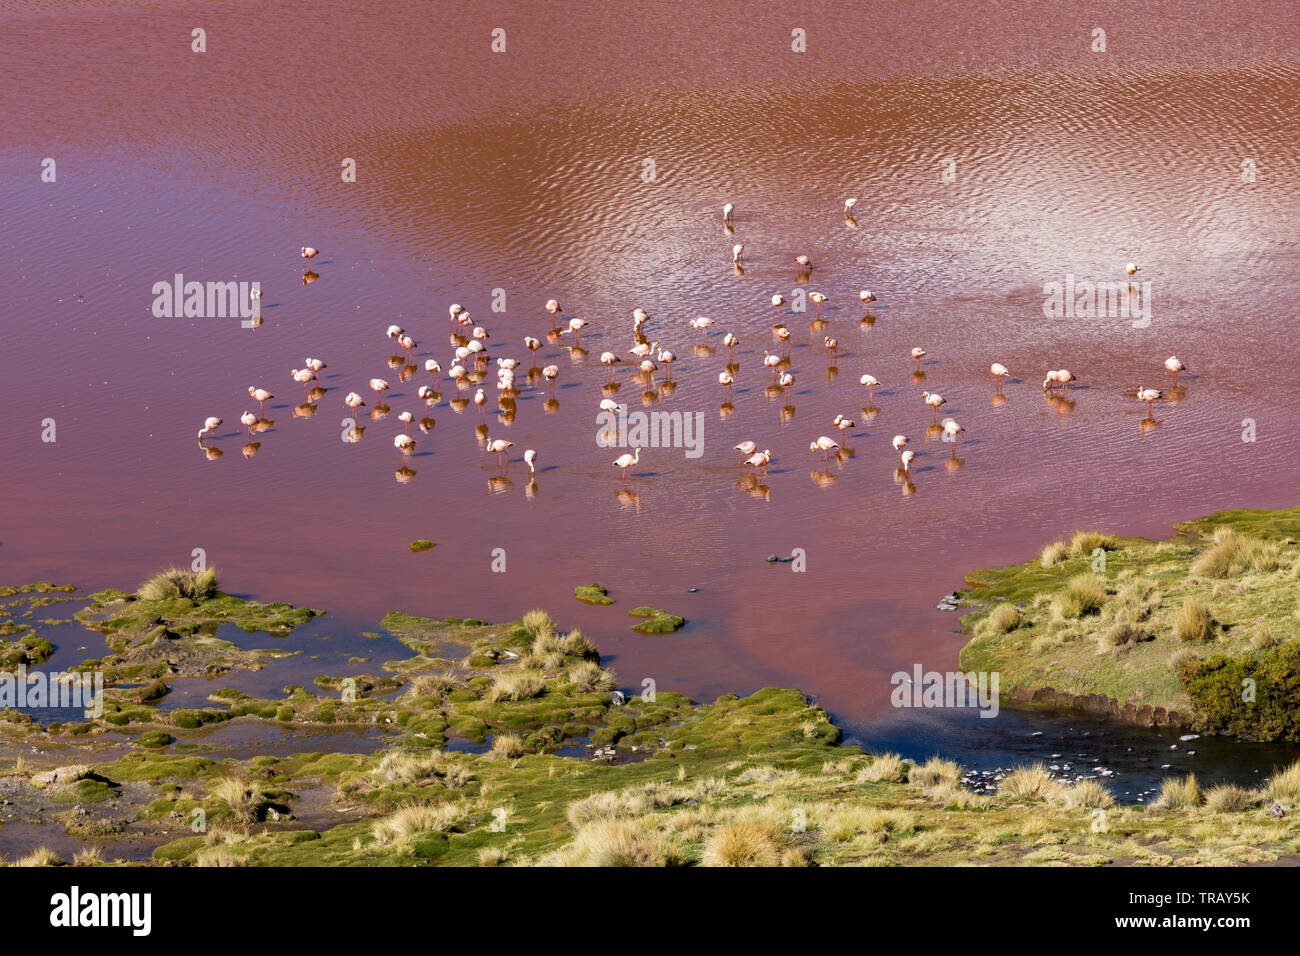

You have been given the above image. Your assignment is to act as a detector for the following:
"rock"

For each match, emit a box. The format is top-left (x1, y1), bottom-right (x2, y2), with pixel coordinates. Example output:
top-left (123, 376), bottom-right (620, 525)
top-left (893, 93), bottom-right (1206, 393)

top-left (1270, 803), bottom-right (1285, 818)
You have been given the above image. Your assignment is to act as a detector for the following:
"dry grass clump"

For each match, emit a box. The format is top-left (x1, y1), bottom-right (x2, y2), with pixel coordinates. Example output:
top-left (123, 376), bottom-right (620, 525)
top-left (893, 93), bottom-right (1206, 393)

top-left (408, 671), bottom-right (457, 697)
top-left (489, 733), bottom-right (527, 759)
top-left (1174, 600), bottom-right (1216, 642)
top-left (857, 752), bottom-right (908, 784)
top-left (1205, 785), bottom-right (1257, 813)
top-left (1250, 629), bottom-right (1278, 650)
top-left (1098, 619), bottom-right (1149, 651)
top-left (1053, 573), bottom-right (1106, 619)
top-left (566, 781), bottom-right (694, 826)
top-left (194, 846), bottom-right (245, 867)
top-left (1070, 530), bottom-right (1119, 557)
top-left (558, 628), bottom-right (598, 660)
top-left (138, 566), bottom-right (218, 602)
top-left (210, 778), bottom-right (270, 823)
top-left (910, 756), bottom-right (961, 789)
top-left (375, 749), bottom-right (445, 784)
top-left (1169, 647), bottom-right (1199, 669)
top-left (999, 764), bottom-right (1064, 801)
top-left (372, 803), bottom-right (465, 847)
top-left (1055, 778), bottom-right (1114, 809)
top-left (486, 669), bottom-right (546, 702)
top-left (1191, 528), bottom-right (1289, 579)
top-left (567, 660), bottom-right (616, 693)
top-left (985, 603), bottom-right (1022, 634)
top-left (1040, 540), bottom-right (1068, 567)
top-left (15, 846), bottom-right (59, 867)
top-left (477, 845), bottom-right (511, 866)
top-left (1263, 759), bottom-right (1300, 804)
top-left (520, 608), bottom-right (554, 636)
top-left (701, 821), bottom-right (781, 867)
top-left (822, 805), bottom-right (917, 842)
top-left (1151, 773), bottom-right (1202, 810)
top-left (72, 848), bottom-right (104, 866)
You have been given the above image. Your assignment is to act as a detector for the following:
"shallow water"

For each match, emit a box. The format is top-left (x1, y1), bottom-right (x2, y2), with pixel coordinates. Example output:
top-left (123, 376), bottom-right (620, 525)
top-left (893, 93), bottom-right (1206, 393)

top-left (1, 1), bottom-right (1298, 766)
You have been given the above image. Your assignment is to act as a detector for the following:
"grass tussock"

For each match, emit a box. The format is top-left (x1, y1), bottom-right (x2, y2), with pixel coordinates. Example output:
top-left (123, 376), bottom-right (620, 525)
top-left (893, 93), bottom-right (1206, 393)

top-left (566, 781), bottom-right (695, 826)
top-left (520, 609), bottom-right (554, 637)
top-left (375, 749), bottom-right (445, 784)
top-left (558, 628), bottom-right (598, 660)
top-left (1070, 530), bottom-right (1119, 557)
top-left (1205, 785), bottom-right (1257, 813)
top-left (211, 778), bottom-right (270, 823)
top-left (372, 803), bottom-right (465, 848)
top-left (1263, 759), bottom-right (1300, 804)
top-left (195, 846), bottom-right (245, 867)
top-left (999, 764), bottom-right (1064, 801)
top-left (486, 669), bottom-right (546, 702)
top-left (911, 756), bottom-right (961, 789)
top-left (568, 660), bottom-right (616, 693)
top-left (1151, 773), bottom-right (1203, 810)
top-left (1056, 778), bottom-right (1114, 809)
top-left (1040, 541), bottom-right (1068, 567)
top-left (490, 733), bottom-right (527, 760)
top-left (138, 566), bottom-right (219, 603)
top-left (1191, 528), bottom-right (1288, 579)
top-left (701, 822), bottom-right (782, 867)
top-left (1053, 573), bottom-right (1106, 619)
top-left (1174, 600), bottom-right (1216, 642)
top-left (986, 603), bottom-right (1022, 634)
top-left (16, 846), bottom-right (60, 867)
top-left (857, 752), bottom-right (908, 784)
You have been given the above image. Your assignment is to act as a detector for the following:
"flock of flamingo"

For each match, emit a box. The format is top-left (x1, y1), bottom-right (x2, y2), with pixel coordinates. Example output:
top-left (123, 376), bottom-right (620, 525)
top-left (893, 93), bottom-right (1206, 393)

top-left (193, 215), bottom-right (1188, 492)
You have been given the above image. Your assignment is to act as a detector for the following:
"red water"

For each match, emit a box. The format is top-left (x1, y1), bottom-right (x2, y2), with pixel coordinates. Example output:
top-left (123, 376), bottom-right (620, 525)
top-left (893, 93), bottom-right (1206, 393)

top-left (2, 0), bottom-right (1298, 726)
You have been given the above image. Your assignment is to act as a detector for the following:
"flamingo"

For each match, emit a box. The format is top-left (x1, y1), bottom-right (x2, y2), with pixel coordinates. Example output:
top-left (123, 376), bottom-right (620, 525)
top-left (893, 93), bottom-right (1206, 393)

top-left (467, 339), bottom-right (486, 359)
top-left (745, 449), bottom-right (771, 475)
top-left (300, 246), bottom-right (319, 261)
top-left (824, 336), bottom-right (838, 360)
top-left (369, 378), bottom-right (390, 402)
top-left (1126, 262), bottom-right (1140, 278)
top-left (498, 357), bottom-right (518, 371)
top-left (922, 391), bottom-right (946, 422)
top-left (248, 386), bottom-right (274, 414)
top-left (473, 388), bottom-right (486, 418)
top-left (639, 358), bottom-right (658, 379)
top-left (773, 325), bottom-right (791, 352)
top-left (542, 365), bottom-right (559, 391)
top-left (892, 434), bottom-right (910, 458)
top-left (612, 447), bottom-right (641, 479)
top-left (690, 316), bottom-right (713, 338)
top-left (763, 350), bottom-right (782, 379)
top-left (1165, 356), bottom-right (1186, 385)
top-left (599, 398), bottom-right (621, 414)
top-left (633, 307), bottom-right (650, 332)
top-left (425, 359), bottom-right (441, 379)
top-left (735, 440), bottom-right (757, 463)
top-left (562, 317), bottom-right (588, 340)
top-left (810, 292), bottom-right (828, 320)
top-left (291, 368), bottom-right (314, 398)
top-left (810, 435), bottom-right (840, 461)
top-left (860, 290), bottom-right (877, 305)
top-left (524, 337), bottom-right (541, 364)
top-left (656, 347), bottom-right (676, 376)
top-left (941, 417), bottom-right (965, 452)
top-left (859, 374), bottom-right (881, 400)
top-left (911, 347), bottom-right (926, 368)
top-left (305, 357), bottom-right (326, 379)
top-left (344, 392), bottom-right (366, 416)
top-left (718, 370), bottom-right (735, 389)
top-left (723, 332), bottom-right (739, 355)
top-left (833, 414), bottom-right (855, 440)
top-left (386, 324), bottom-right (404, 341)
top-left (1042, 369), bottom-right (1076, 391)
top-left (398, 410), bottom-right (414, 434)
top-left (448, 364), bottom-right (467, 387)
top-left (394, 434), bottom-right (415, 456)
top-left (900, 450), bottom-right (915, 472)
top-left (843, 198), bottom-right (857, 216)
top-left (240, 411), bottom-right (257, 434)
top-left (197, 417), bottom-right (222, 442)
top-left (600, 351), bottom-right (622, 379)
top-left (449, 303), bottom-right (464, 323)
top-left (794, 254), bottom-right (812, 272)
top-left (778, 371), bottom-right (795, 392)
top-left (722, 203), bottom-right (734, 225)
top-left (545, 299), bottom-right (563, 328)
top-left (771, 293), bottom-right (785, 310)
top-left (1137, 386), bottom-right (1163, 415)
top-left (631, 340), bottom-right (657, 360)
top-left (732, 243), bottom-right (744, 264)
top-left (485, 436), bottom-right (514, 466)
top-left (524, 449), bottom-right (537, 476)
top-left (417, 385), bottom-right (435, 401)
top-left (990, 363), bottom-right (1010, 391)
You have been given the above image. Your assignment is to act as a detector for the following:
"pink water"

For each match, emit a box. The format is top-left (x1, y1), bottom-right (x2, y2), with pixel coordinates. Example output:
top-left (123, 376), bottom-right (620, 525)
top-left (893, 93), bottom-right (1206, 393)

top-left (2, 0), bottom-right (1298, 729)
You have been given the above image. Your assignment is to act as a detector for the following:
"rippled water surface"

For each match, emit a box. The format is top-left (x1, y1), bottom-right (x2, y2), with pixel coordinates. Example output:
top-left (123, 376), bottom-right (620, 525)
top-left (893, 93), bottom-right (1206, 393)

top-left (2, 1), bottom-right (1298, 752)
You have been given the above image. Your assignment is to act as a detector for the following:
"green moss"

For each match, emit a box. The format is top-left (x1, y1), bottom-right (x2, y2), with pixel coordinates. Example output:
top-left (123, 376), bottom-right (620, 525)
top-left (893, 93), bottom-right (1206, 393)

top-left (135, 730), bottom-right (173, 749)
top-left (574, 584), bottom-right (614, 605)
top-left (410, 539), bottom-right (437, 552)
top-left (629, 607), bottom-right (686, 634)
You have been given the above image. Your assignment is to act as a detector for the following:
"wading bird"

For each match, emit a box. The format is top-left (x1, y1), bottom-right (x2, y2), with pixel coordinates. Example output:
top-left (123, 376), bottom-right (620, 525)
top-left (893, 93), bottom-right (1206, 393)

top-left (810, 435), bottom-right (840, 461)
top-left (990, 363), bottom-right (1010, 391)
top-left (248, 386), bottom-right (274, 413)
top-left (197, 416), bottom-right (222, 442)
top-left (1137, 386), bottom-right (1163, 415)
top-left (922, 391), bottom-right (946, 421)
top-left (613, 447), bottom-right (642, 479)
top-left (1164, 355), bottom-right (1186, 385)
